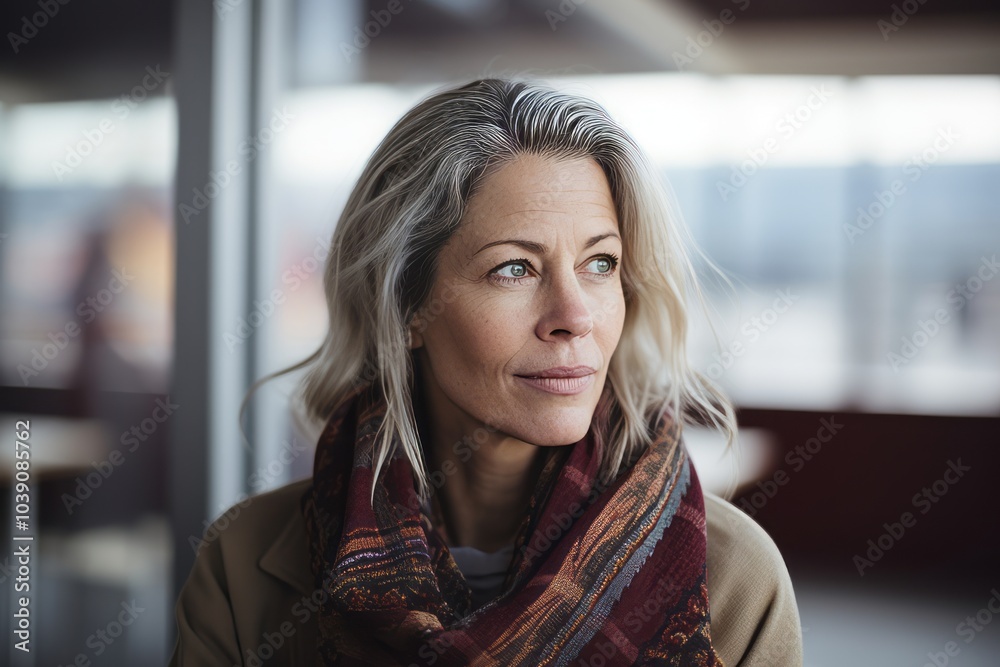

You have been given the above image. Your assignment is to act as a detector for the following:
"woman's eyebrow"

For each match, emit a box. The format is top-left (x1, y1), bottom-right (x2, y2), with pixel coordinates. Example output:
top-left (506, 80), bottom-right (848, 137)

top-left (472, 232), bottom-right (621, 258)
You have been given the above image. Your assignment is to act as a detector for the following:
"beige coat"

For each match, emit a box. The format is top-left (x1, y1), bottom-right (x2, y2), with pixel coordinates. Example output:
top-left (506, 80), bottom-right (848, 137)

top-left (168, 478), bottom-right (803, 666)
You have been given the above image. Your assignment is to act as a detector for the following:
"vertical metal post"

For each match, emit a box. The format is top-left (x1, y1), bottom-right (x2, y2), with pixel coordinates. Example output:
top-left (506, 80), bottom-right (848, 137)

top-left (169, 0), bottom-right (254, 613)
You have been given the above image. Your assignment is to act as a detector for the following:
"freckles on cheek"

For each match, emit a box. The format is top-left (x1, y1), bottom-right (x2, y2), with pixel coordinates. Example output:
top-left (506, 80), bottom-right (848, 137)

top-left (453, 297), bottom-right (505, 343)
top-left (447, 291), bottom-right (528, 371)
top-left (454, 281), bottom-right (524, 324)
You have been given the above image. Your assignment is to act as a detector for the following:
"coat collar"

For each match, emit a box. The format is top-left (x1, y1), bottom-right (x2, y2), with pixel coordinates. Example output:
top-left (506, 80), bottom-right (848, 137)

top-left (258, 480), bottom-right (317, 597)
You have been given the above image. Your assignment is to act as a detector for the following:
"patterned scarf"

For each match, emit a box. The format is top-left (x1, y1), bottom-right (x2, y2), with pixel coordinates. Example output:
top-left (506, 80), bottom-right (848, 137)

top-left (301, 379), bottom-right (722, 666)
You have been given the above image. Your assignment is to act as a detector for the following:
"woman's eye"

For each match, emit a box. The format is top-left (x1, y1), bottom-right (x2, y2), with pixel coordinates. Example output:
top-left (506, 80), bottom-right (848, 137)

top-left (496, 261), bottom-right (529, 278)
top-left (590, 257), bottom-right (611, 273)
top-left (587, 255), bottom-right (618, 276)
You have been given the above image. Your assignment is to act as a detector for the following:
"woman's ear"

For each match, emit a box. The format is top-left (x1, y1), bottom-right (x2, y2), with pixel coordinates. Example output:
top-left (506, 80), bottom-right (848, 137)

top-left (407, 315), bottom-right (425, 350)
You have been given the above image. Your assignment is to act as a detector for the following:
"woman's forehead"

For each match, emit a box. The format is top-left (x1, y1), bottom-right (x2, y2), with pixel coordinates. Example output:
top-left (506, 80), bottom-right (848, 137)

top-left (464, 158), bottom-right (617, 225)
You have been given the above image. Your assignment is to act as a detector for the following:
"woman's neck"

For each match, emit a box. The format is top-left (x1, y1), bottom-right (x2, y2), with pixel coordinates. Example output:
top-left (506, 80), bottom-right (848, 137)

top-left (412, 357), bottom-right (547, 552)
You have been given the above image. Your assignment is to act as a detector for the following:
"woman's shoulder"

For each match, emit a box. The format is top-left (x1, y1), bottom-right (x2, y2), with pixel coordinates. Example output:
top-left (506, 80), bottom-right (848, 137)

top-left (204, 477), bottom-right (313, 546)
top-left (169, 478), bottom-right (318, 666)
top-left (204, 477), bottom-right (316, 593)
top-left (703, 490), bottom-right (793, 589)
top-left (702, 490), bottom-right (804, 666)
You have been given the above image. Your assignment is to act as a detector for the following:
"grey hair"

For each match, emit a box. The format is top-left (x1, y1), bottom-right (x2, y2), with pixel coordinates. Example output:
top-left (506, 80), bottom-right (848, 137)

top-left (245, 77), bottom-right (739, 506)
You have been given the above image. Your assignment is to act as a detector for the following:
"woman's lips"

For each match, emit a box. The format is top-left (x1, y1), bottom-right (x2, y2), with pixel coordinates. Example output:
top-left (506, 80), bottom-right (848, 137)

top-left (515, 373), bottom-right (595, 395)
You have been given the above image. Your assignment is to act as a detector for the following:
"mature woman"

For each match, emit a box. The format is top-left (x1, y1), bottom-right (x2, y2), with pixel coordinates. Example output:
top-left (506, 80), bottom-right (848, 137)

top-left (169, 78), bottom-right (802, 666)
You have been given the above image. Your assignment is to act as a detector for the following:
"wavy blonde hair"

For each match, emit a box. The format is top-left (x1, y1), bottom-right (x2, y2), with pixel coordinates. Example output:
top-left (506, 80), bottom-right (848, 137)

top-left (247, 77), bottom-right (738, 506)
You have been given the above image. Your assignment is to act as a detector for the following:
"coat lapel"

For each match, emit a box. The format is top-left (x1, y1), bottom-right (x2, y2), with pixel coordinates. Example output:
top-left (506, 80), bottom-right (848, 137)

top-left (258, 483), bottom-right (316, 597)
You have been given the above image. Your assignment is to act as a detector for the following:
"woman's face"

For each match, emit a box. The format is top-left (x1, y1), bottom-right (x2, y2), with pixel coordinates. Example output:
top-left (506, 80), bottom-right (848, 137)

top-left (409, 153), bottom-right (626, 447)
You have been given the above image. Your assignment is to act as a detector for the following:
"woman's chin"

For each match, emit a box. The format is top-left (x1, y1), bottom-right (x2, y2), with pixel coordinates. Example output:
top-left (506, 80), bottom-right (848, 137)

top-left (506, 414), bottom-right (594, 447)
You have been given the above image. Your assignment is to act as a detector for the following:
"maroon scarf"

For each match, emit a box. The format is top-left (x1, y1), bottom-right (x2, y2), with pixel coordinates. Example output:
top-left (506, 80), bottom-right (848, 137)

top-left (301, 380), bottom-right (722, 665)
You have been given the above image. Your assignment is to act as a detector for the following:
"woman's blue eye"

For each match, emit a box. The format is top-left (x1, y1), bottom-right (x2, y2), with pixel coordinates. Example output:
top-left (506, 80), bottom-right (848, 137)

top-left (497, 262), bottom-right (529, 278)
top-left (588, 254), bottom-right (619, 275)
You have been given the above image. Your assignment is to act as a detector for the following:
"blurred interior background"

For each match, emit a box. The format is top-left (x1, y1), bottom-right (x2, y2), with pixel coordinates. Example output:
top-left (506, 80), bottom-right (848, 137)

top-left (1, 0), bottom-right (998, 664)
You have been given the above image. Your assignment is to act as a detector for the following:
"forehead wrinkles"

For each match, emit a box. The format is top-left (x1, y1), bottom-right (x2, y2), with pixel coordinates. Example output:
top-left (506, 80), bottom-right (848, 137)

top-left (472, 154), bottom-right (610, 206)
top-left (488, 176), bottom-right (615, 212)
top-left (454, 157), bottom-right (618, 257)
top-left (463, 187), bottom-right (618, 235)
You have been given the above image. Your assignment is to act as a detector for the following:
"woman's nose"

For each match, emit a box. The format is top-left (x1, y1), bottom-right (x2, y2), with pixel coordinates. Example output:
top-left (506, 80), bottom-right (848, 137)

top-left (534, 267), bottom-right (595, 341)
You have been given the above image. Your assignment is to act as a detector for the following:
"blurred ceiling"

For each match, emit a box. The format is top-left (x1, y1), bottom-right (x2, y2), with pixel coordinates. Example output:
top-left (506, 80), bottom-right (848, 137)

top-left (0, 0), bottom-right (998, 104)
